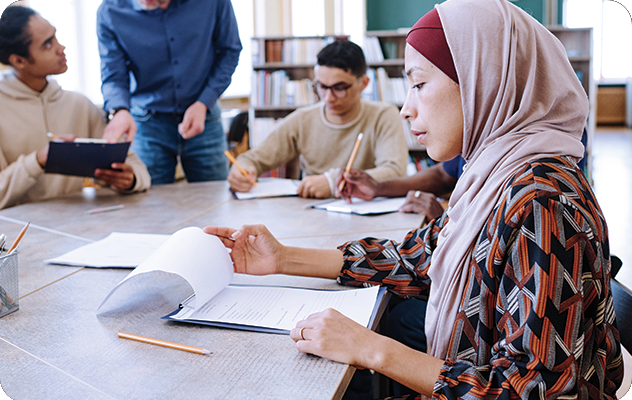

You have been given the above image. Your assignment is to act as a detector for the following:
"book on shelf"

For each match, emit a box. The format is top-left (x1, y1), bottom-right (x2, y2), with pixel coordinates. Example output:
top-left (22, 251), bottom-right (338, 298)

top-left (363, 36), bottom-right (385, 63)
top-left (253, 36), bottom-right (340, 65)
top-left (250, 117), bottom-right (280, 148)
top-left (361, 68), bottom-right (407, 104)
top-left (251, 71), bottom-right (317, 108)
top-left (98, 227), bottom-right (386, 335)
top-left (265, 39), bottom-right (284, 63)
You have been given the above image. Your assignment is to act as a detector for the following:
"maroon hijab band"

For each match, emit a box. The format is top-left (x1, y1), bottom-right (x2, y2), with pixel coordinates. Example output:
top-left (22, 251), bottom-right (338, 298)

top-left (406, 8), bottom-right (459, 84)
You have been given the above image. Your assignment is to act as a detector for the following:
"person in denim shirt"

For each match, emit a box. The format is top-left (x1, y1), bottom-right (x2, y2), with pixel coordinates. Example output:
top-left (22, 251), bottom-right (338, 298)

top-left (97, 0), bottom-right (242, 184)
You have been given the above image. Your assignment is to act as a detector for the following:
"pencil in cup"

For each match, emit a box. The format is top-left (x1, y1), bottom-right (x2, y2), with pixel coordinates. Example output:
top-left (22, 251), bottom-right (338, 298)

top-left (337, 133), bottom-right (364, 192)
top-left (117, 331), bottom-right (211, 355)
top-left (224, 151), bottom-right (258, 187)
top-left (7, 222), bottom-right (30, 255)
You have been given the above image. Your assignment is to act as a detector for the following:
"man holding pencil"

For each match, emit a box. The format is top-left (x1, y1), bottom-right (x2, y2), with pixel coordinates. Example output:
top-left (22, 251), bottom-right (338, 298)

top-left (228, 40), bottom-right (408, 199)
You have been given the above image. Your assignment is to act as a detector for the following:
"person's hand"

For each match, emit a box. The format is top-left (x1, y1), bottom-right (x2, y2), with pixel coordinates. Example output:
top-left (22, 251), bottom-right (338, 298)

top-left (289, 308), bottom-right (379, 368)
top-left (94, 162), bottom-right (136, 190)
top-left (178, 101), bottom-right (207, 139)
top-left (203, 224), bottom-right (284, 275)
top-left (36, 134), bottom-right (76, 167)
top-left (398, 190), bottom-right (445, 220)
top-left (335, 169), bottom-right (379, 203)
top-left (104, 110), bottom-right (136, 143)
top-left (297, 175), bottom-right (331, 198)
top-left (228, 165), bottom-right (258, 192)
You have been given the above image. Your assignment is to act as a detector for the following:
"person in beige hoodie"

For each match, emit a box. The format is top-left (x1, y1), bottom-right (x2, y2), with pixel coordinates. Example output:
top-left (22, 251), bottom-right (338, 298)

top-left (0, 5), bottom-right (150, 210)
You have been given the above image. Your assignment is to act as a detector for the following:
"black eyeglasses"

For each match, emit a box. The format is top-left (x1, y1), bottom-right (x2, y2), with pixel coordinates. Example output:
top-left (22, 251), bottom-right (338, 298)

top-left (312, 77), bottom-right (360, 99)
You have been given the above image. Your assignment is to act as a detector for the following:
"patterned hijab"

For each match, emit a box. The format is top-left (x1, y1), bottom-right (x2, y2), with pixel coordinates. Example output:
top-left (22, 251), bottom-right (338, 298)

top-left (408, 0), bottom-right (588, 360)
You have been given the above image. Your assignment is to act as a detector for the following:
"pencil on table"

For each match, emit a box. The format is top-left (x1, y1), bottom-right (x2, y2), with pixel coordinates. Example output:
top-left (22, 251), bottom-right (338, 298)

top-left (337, 133), bottom-right (364, 192)
top-left (7, 221), bottom-right (30, 255)
top-left (117, 331), bottom-right (211, 355)
top-left (223, 150), bottom-right (258, 187)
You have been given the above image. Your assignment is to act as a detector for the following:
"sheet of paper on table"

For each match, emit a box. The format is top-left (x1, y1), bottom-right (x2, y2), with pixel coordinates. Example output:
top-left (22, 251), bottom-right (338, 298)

top-left (45, 232), bottom-right (169, 268)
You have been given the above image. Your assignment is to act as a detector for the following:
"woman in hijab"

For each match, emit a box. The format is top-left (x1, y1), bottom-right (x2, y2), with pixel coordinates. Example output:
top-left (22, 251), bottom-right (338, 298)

top-left (205, 0), bottom-right (622, 397)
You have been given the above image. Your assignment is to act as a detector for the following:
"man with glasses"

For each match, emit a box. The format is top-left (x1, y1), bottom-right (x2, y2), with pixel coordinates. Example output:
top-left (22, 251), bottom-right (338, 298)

top-left (229, 40), bottom-right (408, 198)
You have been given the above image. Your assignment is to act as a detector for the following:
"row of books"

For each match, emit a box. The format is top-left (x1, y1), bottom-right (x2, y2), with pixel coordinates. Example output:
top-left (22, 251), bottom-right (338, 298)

top-left (252, 67), bottom-right (406, 108)
top-left (250, 70), bottom-right (319, 108)
top-left (363, 35), bottom-right (403, 63)
top-left (252, 37), bottom-right (337, 65)
top-left (249, 117), bottom-right (290, 178)
top-left (362, 68), bottom-right (407, 105)
top-left (249, 117), bottom-right (281, 149)
top-left (363, 36), bottom-right (385, 63)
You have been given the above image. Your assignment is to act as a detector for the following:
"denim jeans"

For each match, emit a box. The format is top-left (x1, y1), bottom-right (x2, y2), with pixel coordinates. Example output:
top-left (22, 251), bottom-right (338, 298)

top-left (130, 102), bottom-right (229, 185)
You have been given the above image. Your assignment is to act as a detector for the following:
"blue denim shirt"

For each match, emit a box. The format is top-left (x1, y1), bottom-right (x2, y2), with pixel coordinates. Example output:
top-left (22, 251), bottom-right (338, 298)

top-left (97, 0), bottom-right (242, 113)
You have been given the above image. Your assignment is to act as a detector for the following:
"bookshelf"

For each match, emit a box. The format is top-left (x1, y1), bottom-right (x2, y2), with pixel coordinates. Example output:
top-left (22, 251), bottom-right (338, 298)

top-left (363, 30), bottom-right (425, 159)
top-left (364, 27), bottom-right (596, 180)
top-left (547, 26), bottom-right (595, 182)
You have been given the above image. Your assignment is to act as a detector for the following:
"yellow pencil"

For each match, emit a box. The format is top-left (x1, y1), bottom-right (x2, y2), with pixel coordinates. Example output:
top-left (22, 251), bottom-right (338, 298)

top-left (7, 222), bottom-right (30, 255)
top-left (117, 331), bottom-right (211, 355)
top-left (224, 150), bottom-right (258, 187)
top-left (337, 133), bottom-right (364, 192)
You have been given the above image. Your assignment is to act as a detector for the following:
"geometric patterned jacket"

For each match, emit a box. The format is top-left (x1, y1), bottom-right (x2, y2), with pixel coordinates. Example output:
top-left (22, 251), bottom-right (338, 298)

top-left (337, 156), bottom-right (623, 399)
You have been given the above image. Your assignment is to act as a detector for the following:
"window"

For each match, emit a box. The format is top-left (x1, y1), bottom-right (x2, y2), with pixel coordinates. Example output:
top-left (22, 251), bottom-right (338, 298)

top-left (565, 0), bottom-right (632, 81)
top-left (25, 0), bottom-right (254, 103)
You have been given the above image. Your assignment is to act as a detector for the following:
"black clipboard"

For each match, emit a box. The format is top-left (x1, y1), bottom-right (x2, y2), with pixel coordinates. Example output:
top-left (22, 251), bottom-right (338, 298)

top-left (45, 141), bottom-right (131, 177)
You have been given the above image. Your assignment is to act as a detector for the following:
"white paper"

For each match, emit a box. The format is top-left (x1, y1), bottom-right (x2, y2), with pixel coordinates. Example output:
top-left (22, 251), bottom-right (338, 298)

top-left (312, 197), bottom-right (406, 215)
top-left (98, 227), bottom-right (233, 310)
top-left (171, 285), bottom-right (380, 331)
top-left (234, 178), bottom-right (298, 200)
top-left (45, 232), bottom-right (170, 268)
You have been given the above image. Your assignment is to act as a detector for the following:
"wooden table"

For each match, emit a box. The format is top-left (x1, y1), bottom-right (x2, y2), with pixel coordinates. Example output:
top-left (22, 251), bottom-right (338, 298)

top-left (0, 182), bottom-right (422, 400)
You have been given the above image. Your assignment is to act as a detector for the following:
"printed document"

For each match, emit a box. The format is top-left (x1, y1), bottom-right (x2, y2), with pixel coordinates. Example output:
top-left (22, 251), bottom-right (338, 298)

top-left (98, 227), bottom-right (382, 333)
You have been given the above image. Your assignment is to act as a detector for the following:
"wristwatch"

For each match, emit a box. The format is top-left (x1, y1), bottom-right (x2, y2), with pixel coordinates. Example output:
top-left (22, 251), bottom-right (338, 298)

top-left (107, 107), bottom-right (129, 121)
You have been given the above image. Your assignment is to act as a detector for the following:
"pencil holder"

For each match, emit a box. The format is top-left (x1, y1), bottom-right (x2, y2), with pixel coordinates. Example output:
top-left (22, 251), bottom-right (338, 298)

top-left (0, 251), bottom-right (19, 318)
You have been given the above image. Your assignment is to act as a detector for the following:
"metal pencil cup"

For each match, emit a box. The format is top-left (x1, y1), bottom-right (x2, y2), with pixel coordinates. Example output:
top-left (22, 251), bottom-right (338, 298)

top-left (0, 251), bottom-right (19, 318)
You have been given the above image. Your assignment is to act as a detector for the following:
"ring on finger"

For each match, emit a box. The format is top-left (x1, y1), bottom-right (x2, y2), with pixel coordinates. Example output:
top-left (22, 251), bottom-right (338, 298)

top-left (414, 190), bottom-right (422, 198)
top-left (300, 327), bottom-right (306, 340)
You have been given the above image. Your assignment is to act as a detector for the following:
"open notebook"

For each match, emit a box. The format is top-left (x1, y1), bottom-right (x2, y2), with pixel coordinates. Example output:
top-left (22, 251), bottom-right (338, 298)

top-left (232, 178), bottom-right (299, 200)
top-left (311, 197), bottom-right (406, 215)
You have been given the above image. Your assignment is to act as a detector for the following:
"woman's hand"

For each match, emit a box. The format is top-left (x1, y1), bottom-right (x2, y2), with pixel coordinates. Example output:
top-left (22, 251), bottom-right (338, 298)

top-left (203, 224), bottom-right (284, 275)
top-left (336, 169), bottom-right (380, 203)
top-left (398, 190), bottom-right (444, 220)
top-left (289, 308), bottom-right (379, 369)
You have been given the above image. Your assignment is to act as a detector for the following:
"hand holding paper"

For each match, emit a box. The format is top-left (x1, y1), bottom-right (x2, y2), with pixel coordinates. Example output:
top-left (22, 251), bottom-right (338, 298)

top-left (99, 226), bottom-right (383, 334)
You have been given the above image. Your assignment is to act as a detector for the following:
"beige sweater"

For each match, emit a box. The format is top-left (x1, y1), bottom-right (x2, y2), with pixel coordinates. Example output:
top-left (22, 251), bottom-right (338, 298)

top-left (237, 101), bottom-right (408, 193)
top-left (0, 70), bottom-right (150, 209)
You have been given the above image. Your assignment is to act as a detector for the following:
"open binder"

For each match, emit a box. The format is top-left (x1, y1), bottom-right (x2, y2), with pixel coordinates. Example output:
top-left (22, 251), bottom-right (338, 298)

top-left (99, 227), bottom-right (388, 334)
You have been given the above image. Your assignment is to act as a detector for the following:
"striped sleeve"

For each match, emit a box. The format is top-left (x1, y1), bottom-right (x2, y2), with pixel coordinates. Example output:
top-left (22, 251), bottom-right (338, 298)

top-left (336, 213), bottom-right (447, 298)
